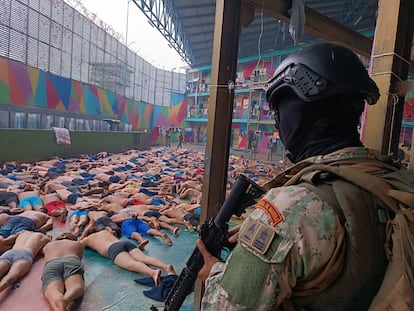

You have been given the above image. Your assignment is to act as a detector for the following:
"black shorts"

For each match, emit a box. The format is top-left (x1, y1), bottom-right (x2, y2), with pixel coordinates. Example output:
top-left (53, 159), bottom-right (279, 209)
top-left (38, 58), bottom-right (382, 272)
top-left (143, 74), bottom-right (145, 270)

top-left (107, 240), bottom-right (137, 262)
top-left (95, 216), bottom-right (121, 237)
top-left (184, 213), bottom-right (200, 228)
top-left (143, 211), bottom-right (161, 219)
top-left (0, 192), bottom-right (19, 206)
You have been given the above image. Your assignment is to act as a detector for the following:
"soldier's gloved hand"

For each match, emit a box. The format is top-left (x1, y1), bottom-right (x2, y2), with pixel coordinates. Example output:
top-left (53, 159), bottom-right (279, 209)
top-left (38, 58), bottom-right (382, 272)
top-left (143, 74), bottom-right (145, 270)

top-left (196, 239), bottom-right (220, 281)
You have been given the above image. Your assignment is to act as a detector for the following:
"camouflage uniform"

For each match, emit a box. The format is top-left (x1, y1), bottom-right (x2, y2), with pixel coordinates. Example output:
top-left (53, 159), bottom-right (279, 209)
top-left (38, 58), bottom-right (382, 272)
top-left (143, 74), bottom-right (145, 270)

top-left (201, 147), bottom-right (384, 311)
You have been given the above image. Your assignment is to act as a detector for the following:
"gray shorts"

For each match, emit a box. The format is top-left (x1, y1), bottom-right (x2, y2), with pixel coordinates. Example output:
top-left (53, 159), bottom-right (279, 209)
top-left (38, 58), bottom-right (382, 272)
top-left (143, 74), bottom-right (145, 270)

top-left (41, 256), bottom-right (84, 292)
top-left (0, 249), bottom-right (33, 265)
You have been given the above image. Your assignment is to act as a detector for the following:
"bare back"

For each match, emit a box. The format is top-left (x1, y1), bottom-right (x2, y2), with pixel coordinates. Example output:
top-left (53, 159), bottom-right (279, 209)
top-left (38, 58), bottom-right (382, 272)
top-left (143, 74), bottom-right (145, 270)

top-left (41, 193), bottom-right (61, 204)
top-left (19, 190), bottom-right (40, 199)
top-left (55, 189), bottom-right (72, 200)
top-left (99, 203), bottom-right (123, 213)
top-left (80, 230), bottom-right (118, 257)
top-left (12, 231), bottom-right (51, 256)
top-left (129, 193), bottom-right (152, 204)
top-left (130, 204), bottom-right (156, 216)
top-left (20, 210), bottom-right (50, 227)
top-left (0, 214), bottom-right (12, 226)
top-left (43, 240), bottom-right (84, 262)
top-left (162, 207), bottom-right (186, 219)
top-left (88, 210), bottom-right (108, 220)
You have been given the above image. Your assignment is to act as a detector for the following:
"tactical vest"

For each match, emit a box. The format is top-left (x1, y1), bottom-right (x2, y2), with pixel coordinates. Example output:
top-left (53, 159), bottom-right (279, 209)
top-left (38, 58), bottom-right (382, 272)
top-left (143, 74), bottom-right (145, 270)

top-left (264, 158), bottom-right (397, 311)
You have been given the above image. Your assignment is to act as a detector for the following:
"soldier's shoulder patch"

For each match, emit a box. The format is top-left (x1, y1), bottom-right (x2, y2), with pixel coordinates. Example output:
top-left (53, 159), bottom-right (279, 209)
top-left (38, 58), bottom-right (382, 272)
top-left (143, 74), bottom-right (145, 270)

top-left (239, 218), bottom-right (276, 255)
top-left (256, 197), bottom-right (284, 226)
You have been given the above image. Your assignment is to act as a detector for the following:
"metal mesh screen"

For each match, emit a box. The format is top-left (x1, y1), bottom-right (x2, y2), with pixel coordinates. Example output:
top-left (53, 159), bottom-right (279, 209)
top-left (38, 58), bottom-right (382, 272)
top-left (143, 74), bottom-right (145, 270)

top-left (0, 0), bottom-right (186, 106)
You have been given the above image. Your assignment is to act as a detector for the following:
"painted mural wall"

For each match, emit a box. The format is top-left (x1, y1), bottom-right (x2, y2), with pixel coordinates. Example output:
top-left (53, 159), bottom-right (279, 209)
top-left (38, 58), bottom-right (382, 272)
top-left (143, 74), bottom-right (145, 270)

top-left (185, 58), bottom-right (278, 151)
top-left (0, 56), bottom-right (187, 133)
top-left (402, 88), bottom-right (414, 144)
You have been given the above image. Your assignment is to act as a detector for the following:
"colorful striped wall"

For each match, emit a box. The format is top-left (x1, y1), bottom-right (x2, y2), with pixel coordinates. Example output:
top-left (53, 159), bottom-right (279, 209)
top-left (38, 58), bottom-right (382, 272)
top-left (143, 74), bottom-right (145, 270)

top-left (151, 92), bottom-right (187, 128)
top-left (404, 88), bottom-right (414, 121)
top-left (0, 57), bottom-right (187, 130)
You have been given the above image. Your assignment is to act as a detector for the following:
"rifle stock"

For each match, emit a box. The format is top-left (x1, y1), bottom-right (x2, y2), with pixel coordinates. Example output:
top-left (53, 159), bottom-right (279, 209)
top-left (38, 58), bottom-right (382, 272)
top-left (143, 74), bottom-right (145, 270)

top-left (163, 174), bottom-right (266, 311)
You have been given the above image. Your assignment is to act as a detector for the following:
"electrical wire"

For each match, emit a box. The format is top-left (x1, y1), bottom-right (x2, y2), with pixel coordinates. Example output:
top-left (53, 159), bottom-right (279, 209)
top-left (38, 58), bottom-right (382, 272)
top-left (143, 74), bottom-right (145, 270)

top-left (255, 0), bottom-right (266, 71)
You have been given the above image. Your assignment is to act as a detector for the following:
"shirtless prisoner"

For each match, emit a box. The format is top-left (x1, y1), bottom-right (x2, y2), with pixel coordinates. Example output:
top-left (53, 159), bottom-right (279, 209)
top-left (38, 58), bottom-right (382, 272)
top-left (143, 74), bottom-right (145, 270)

top-left (0, 231), bottom-right (51, 293)
top-left (79, 219), bottom-right (175, 286)
top-left (42, 232), bottom-right (85, 311)
top-left (0, 210), bottom-right (53, 253)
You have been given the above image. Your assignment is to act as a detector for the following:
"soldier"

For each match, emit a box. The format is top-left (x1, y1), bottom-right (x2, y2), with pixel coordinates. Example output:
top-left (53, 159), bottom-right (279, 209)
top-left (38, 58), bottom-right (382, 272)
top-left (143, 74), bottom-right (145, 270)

top-left (267, 139), bottom-right (274, 161)
top-left (177, 131), bottom-right (184, 149)
top-left (197, 43), bottom-right (391, 310)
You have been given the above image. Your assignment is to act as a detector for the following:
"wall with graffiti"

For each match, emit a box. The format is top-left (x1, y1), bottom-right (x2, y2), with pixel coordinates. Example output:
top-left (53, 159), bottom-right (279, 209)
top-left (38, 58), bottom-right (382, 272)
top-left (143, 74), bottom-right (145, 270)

top-left (0, 56), bottom-right (187, 133)
top-left (402, 88), bottom-right (414, 145)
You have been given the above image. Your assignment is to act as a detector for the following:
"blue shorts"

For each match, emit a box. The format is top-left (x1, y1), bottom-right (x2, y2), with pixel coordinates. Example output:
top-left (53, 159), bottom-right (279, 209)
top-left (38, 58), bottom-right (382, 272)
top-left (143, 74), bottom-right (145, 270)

top-left (150, 198), bottom-right (165, 206)
top-left (183, 213), bottom-right (199, 228)
top-left (0, 216), bottom-right (36, 238)
top-left (121, 219), bottom-right (150, 238)
top-left (71, 178), bottom-right (88, 186)
top-left (141, 181), bottom-right (159, 188)
top-left (109, 176), bottom-right (121, 183)
top-left (162, 168), bottom-right (175, 173)
top-left (139, 189), bottom-right (157, 197)
top-left (70, 210), bottom-right (88, 218)
top-left (67, 193), bottom-right (83, 204)
top-left (18, 196), bottom-right (43, 209)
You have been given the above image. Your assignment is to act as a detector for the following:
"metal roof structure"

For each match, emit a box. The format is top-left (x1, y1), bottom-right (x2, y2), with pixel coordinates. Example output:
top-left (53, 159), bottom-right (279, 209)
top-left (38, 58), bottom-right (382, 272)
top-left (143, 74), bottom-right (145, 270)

top-left (132, 0), bottom-right (380, 68)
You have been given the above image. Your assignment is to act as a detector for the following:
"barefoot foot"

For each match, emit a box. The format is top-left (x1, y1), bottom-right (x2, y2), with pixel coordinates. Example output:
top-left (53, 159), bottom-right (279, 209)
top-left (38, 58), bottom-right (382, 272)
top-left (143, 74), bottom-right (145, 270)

top-left (166, 264), bottom-right (176, 275)
top-left (161, 233), bottom-right (172, 246)
top-left (152, 269), bottom-right (162, 286)
top-left (184, 222), bottom-right (195, 232)
top-left (138, 239), bottom-right (149, 250)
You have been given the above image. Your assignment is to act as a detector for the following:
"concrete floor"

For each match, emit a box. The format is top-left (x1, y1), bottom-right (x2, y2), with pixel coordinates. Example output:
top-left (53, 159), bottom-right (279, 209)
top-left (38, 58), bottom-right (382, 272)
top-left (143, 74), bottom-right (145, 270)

top-left (0, 143), bottom-right (278, 311)
top-left (0, 221), bottom-right (198, 311)
top-left (171, 142), bottom-right (287, 164)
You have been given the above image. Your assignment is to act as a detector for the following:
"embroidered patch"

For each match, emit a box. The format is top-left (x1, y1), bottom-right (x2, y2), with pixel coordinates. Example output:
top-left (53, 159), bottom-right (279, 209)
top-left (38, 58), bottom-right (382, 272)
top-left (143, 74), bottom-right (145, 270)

top-left (240, 218), bottom-right (276, 255)
top-left (255, 198), bottom-right (284, 226)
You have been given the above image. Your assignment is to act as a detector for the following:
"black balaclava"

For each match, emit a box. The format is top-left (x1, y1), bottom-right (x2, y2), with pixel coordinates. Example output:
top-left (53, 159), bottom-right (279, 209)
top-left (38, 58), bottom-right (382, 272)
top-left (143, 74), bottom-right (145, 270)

top-left (276, 93), bottom-right (365, 163)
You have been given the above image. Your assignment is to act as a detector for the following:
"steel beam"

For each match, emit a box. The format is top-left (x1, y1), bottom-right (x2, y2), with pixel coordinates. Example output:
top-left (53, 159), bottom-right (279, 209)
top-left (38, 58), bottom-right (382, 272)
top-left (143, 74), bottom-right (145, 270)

top-left (363, 0), bottom-right (414, 156)
top-left (245, 0), bottom-right (373, 57)
top-left (196, 0), bottom-right (242, 309)
top-left (131, 0), bottom-right (194, 64)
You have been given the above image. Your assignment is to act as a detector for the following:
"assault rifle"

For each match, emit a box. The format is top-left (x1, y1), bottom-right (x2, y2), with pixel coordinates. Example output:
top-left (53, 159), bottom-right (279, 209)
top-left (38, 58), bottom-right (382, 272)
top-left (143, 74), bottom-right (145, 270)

top-left (163, 174), bottom-right (266, 311)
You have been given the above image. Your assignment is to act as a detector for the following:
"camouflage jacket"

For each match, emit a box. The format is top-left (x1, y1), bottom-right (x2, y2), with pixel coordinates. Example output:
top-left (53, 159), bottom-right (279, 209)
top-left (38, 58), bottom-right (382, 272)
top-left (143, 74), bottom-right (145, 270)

top-left (201, 147), bottom-right (387, 311)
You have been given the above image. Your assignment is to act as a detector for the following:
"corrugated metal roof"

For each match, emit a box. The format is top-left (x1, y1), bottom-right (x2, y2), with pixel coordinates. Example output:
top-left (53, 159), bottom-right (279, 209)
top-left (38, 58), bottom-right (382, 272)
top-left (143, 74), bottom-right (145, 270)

top-left (132, 0), bottom-right (379, 68)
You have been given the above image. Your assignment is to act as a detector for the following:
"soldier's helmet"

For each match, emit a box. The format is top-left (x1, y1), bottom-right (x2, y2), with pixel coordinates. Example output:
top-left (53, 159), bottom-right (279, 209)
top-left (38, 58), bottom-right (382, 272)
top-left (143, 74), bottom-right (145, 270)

top-left (266, 42), bottom-right (380, 110)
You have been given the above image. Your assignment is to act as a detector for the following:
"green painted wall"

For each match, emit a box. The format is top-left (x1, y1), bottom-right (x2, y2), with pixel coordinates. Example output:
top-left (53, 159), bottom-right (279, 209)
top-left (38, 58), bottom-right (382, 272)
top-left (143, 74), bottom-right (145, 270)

top-left (0, 129), bottom-right (151, 163)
